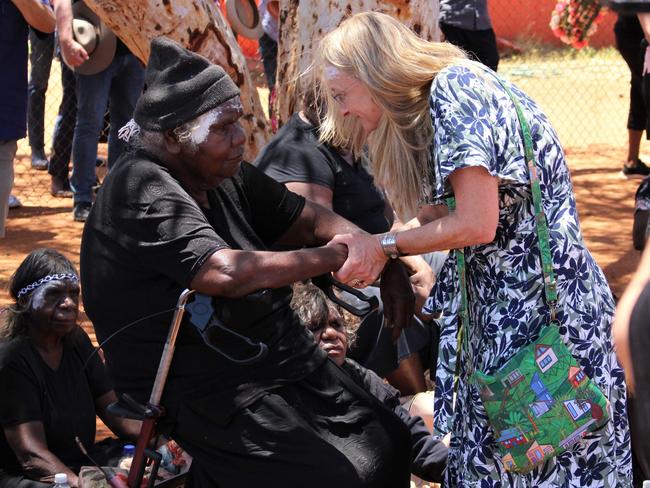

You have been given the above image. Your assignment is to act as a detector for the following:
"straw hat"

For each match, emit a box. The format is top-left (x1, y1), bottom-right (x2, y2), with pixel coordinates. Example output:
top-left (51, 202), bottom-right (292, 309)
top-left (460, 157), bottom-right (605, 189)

top-left (225, 0), bottom-right (264, 39)
top-left (71, 2), bottom-right (117, 75)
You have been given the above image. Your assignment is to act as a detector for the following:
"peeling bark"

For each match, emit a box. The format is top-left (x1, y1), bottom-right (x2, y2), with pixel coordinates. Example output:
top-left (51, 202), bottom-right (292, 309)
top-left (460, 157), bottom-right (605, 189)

top-left (82, 0), bottom-right (270, 160)
top-left (276, 0), bottom-right (440, 125)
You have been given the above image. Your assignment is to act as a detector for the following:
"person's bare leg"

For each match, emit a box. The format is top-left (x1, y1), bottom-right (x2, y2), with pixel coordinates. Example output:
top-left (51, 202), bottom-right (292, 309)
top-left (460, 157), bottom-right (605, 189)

top-left (634, 210), bottom-right (649, 251)
top-left (626, 129), bottom-right (643, 167)
top-left (385, 352), bottom-right (427, 396)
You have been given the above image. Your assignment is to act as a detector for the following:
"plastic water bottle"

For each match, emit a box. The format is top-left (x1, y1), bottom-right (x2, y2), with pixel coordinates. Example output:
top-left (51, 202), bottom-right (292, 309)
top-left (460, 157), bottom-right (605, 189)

top-left (53, 473), bottom-right (70, 488)
top-left (118, 444), bottom-right (135, 471)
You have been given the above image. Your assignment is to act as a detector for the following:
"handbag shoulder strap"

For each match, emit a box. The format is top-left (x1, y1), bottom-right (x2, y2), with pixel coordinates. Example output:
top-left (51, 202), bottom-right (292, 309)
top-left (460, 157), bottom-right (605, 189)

top-left (449, 76), bottom-right (558, 397)
top-left (498, 80), bottom-right (558, 315)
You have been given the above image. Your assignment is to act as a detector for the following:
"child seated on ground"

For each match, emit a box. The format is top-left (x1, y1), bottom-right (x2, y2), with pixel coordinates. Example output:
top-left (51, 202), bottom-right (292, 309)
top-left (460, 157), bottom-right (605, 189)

top-left (290, 281), bottom-right (449, 485)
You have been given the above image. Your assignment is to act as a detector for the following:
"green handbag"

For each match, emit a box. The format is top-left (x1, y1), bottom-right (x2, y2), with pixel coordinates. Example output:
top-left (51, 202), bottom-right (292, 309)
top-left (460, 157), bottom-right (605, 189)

top-left (448, 80), bottom-right (610, 474)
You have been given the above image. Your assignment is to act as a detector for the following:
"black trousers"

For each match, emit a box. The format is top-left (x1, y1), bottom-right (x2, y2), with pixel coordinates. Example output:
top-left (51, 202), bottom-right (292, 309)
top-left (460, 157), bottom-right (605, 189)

top-left (440, 22), bottom-right (500, 72)
top-left (614, 14), bottom-right (647, 132)
top-left (258, 33), bottom-right (277, 90)
top-left (27, 30), bottom-right (54, 157)
top-left (170, 360), bottom-right (412, 488)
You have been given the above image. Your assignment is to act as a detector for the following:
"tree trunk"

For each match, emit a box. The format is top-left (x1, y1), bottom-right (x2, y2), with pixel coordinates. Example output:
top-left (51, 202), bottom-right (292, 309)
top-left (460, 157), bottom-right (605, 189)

top-left (82, 0), bottom-right (270, 161)
top-left (276, 0), bottom-right (441, 125)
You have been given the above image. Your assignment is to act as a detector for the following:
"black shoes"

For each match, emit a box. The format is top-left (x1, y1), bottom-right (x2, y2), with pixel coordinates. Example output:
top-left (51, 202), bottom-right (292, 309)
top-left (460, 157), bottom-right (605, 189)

top-left (51, 175), bottom-right (73, 198)
top-left (622, 159), bottom-right (650, 178)
top-left (73, 202), bottom-right (92, 222)
top-left (8, 195), bottom-right (22, 209)
top-left (31, 152), bottom-right (49, 171)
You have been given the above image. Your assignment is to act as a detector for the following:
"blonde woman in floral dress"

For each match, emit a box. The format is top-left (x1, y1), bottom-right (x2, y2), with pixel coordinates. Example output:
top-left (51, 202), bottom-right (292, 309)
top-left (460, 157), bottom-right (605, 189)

top-left (315, 12), bottom-right (632, 487)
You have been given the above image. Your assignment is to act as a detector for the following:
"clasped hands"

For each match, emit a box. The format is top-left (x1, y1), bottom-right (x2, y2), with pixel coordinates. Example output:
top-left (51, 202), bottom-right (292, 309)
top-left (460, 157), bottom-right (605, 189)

top-left (327, 233), bottom-right (432, 342)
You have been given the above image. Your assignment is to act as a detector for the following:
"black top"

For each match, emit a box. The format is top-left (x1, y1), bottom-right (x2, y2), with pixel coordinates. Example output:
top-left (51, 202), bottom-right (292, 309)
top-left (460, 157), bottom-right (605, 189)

top-left (80, 151), bottom-right (326, 414)
top-left (255, 114), bottom-right (390, 234)
top-left (343, 359), bottom-right (448, 483)
top-left (0, 327), bottom-right (112, 474)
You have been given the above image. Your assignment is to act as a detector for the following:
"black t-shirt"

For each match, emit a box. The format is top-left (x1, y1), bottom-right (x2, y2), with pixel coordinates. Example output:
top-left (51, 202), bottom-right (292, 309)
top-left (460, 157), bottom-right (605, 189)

top-left (255, 114), bottom-right (390, 234)
top-left (80, 151), bottom-right (326, 414)
top-left (0, 327), bottom-right (112, 474)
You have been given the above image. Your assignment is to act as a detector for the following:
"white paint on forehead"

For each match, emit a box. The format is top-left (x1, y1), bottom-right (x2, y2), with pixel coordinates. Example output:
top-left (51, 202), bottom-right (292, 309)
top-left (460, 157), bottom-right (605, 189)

top-left (324, 66), bottom-right (344, 81)
top-left (191, 110), bottom-right (219, 146)
top-left (30, 286), bottom-right (49, 310)
top-left (190, 97), bottom-right (242, 146)
top-left (28, 280), bottom-right (67, 310)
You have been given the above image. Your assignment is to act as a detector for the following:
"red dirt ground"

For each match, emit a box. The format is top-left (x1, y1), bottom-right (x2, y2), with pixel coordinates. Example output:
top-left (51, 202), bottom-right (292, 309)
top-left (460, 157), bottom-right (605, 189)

top-left (0, 143), bottom-right (643, 439)
top-left (1, 144), bottom-right (641, 300)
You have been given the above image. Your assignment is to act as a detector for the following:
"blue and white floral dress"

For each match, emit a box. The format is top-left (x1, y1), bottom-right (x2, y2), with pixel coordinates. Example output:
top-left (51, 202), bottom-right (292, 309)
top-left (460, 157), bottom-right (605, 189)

top-left (425, 62), bottom-right (632, 487)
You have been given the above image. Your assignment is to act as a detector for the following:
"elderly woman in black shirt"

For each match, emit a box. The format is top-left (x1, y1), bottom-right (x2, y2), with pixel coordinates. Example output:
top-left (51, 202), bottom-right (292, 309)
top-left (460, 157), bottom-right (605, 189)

top-left (0, 249), bottom-right (139, 488)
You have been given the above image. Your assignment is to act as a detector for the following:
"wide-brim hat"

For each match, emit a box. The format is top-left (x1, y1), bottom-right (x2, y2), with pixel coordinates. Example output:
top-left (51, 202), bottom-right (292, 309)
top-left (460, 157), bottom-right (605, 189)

top-left (71, 2), bottom-right (116, 75)
top-left (225, 0), bottom-right (264, 39)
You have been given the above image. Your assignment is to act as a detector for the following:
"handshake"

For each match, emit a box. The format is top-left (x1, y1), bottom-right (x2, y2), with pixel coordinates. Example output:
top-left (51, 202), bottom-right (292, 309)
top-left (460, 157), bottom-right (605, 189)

top-left (327, 231), bottom-right (437, 342)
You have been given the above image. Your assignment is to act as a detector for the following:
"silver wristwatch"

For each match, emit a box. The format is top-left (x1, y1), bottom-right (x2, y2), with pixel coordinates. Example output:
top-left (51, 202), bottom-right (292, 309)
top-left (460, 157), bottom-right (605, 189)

top-left (380, 232), bottom-right (401, 259)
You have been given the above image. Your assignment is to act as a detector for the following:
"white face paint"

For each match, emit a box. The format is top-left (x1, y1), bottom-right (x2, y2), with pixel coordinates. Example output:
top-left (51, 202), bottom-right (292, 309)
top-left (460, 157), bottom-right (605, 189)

top-left (190, 98), bottom-right (242, 146)
top-left (324, 66), bottom-right (343, 81)
top-left (323, 68), bottom-right (382, 134)
top-left (27, 279), bottom-right (80, 335)
top-left (190, 110), bottom-right (219, 146)
top-left (28, 280), bottom-right (78, 312)
top-left (29, 283), bottom-right (52, 311)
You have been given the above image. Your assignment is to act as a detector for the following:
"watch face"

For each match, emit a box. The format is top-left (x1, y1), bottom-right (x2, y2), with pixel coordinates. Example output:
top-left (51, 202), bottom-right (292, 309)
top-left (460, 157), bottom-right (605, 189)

top-left (602, 0), bottom-right (650, 12)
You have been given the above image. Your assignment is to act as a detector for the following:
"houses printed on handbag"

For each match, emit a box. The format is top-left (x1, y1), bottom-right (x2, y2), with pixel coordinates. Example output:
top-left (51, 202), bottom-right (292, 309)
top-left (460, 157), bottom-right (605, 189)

top-left (559, 419), bottom-right (596, 450)
top-left (568, 365), bottom-right (587, 387)
top-left (526, 441), bottom-right (554, 465)
top-left (535, 344), bottom-right (558, 372)
top-left (529, 372), bottom-right (554, 419)
top-left (563, 399), bottom-right (591, 421)
top-left (501, 369), bottom-right (525, 389)
top-left (496, 427), bottom-right (528, 449)
top-left (479, 332), bottom-right (609, 474)
top-left (502, 453), bottom-right (517, 471)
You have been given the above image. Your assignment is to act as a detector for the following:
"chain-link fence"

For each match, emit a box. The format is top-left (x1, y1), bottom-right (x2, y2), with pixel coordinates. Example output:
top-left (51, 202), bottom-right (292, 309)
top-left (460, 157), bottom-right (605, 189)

top-left (491, 0), bottom-right (631, 149)
top-left (13, 31), bottom-right (106, 208)
top-left (11, 2), bottom-right (635, 207)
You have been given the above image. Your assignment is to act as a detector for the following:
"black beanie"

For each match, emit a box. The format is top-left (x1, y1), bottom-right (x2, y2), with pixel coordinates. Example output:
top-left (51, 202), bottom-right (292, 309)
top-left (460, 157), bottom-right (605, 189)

top-left (134, 37), bottom-right (240, 132)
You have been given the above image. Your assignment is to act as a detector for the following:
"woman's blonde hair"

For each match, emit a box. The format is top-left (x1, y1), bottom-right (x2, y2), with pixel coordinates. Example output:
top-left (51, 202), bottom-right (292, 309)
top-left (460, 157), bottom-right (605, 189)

top-left (316, 11), bottom-right (467, 219)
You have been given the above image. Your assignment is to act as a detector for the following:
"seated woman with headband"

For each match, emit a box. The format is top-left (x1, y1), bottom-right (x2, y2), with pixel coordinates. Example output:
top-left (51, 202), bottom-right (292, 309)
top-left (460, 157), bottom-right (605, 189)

top-left (0, 249), bottom-right (139, 488)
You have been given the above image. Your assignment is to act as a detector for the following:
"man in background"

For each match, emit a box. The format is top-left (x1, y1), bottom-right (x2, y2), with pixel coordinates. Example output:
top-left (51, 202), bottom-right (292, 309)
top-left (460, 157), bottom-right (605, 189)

top-left (55, 0), bottom-right (144, 221)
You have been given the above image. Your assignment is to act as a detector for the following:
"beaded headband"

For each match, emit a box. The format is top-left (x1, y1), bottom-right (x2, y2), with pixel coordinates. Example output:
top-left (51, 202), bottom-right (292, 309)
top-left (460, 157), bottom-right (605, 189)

top-left (16, 273), bottom-right (79, 299)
